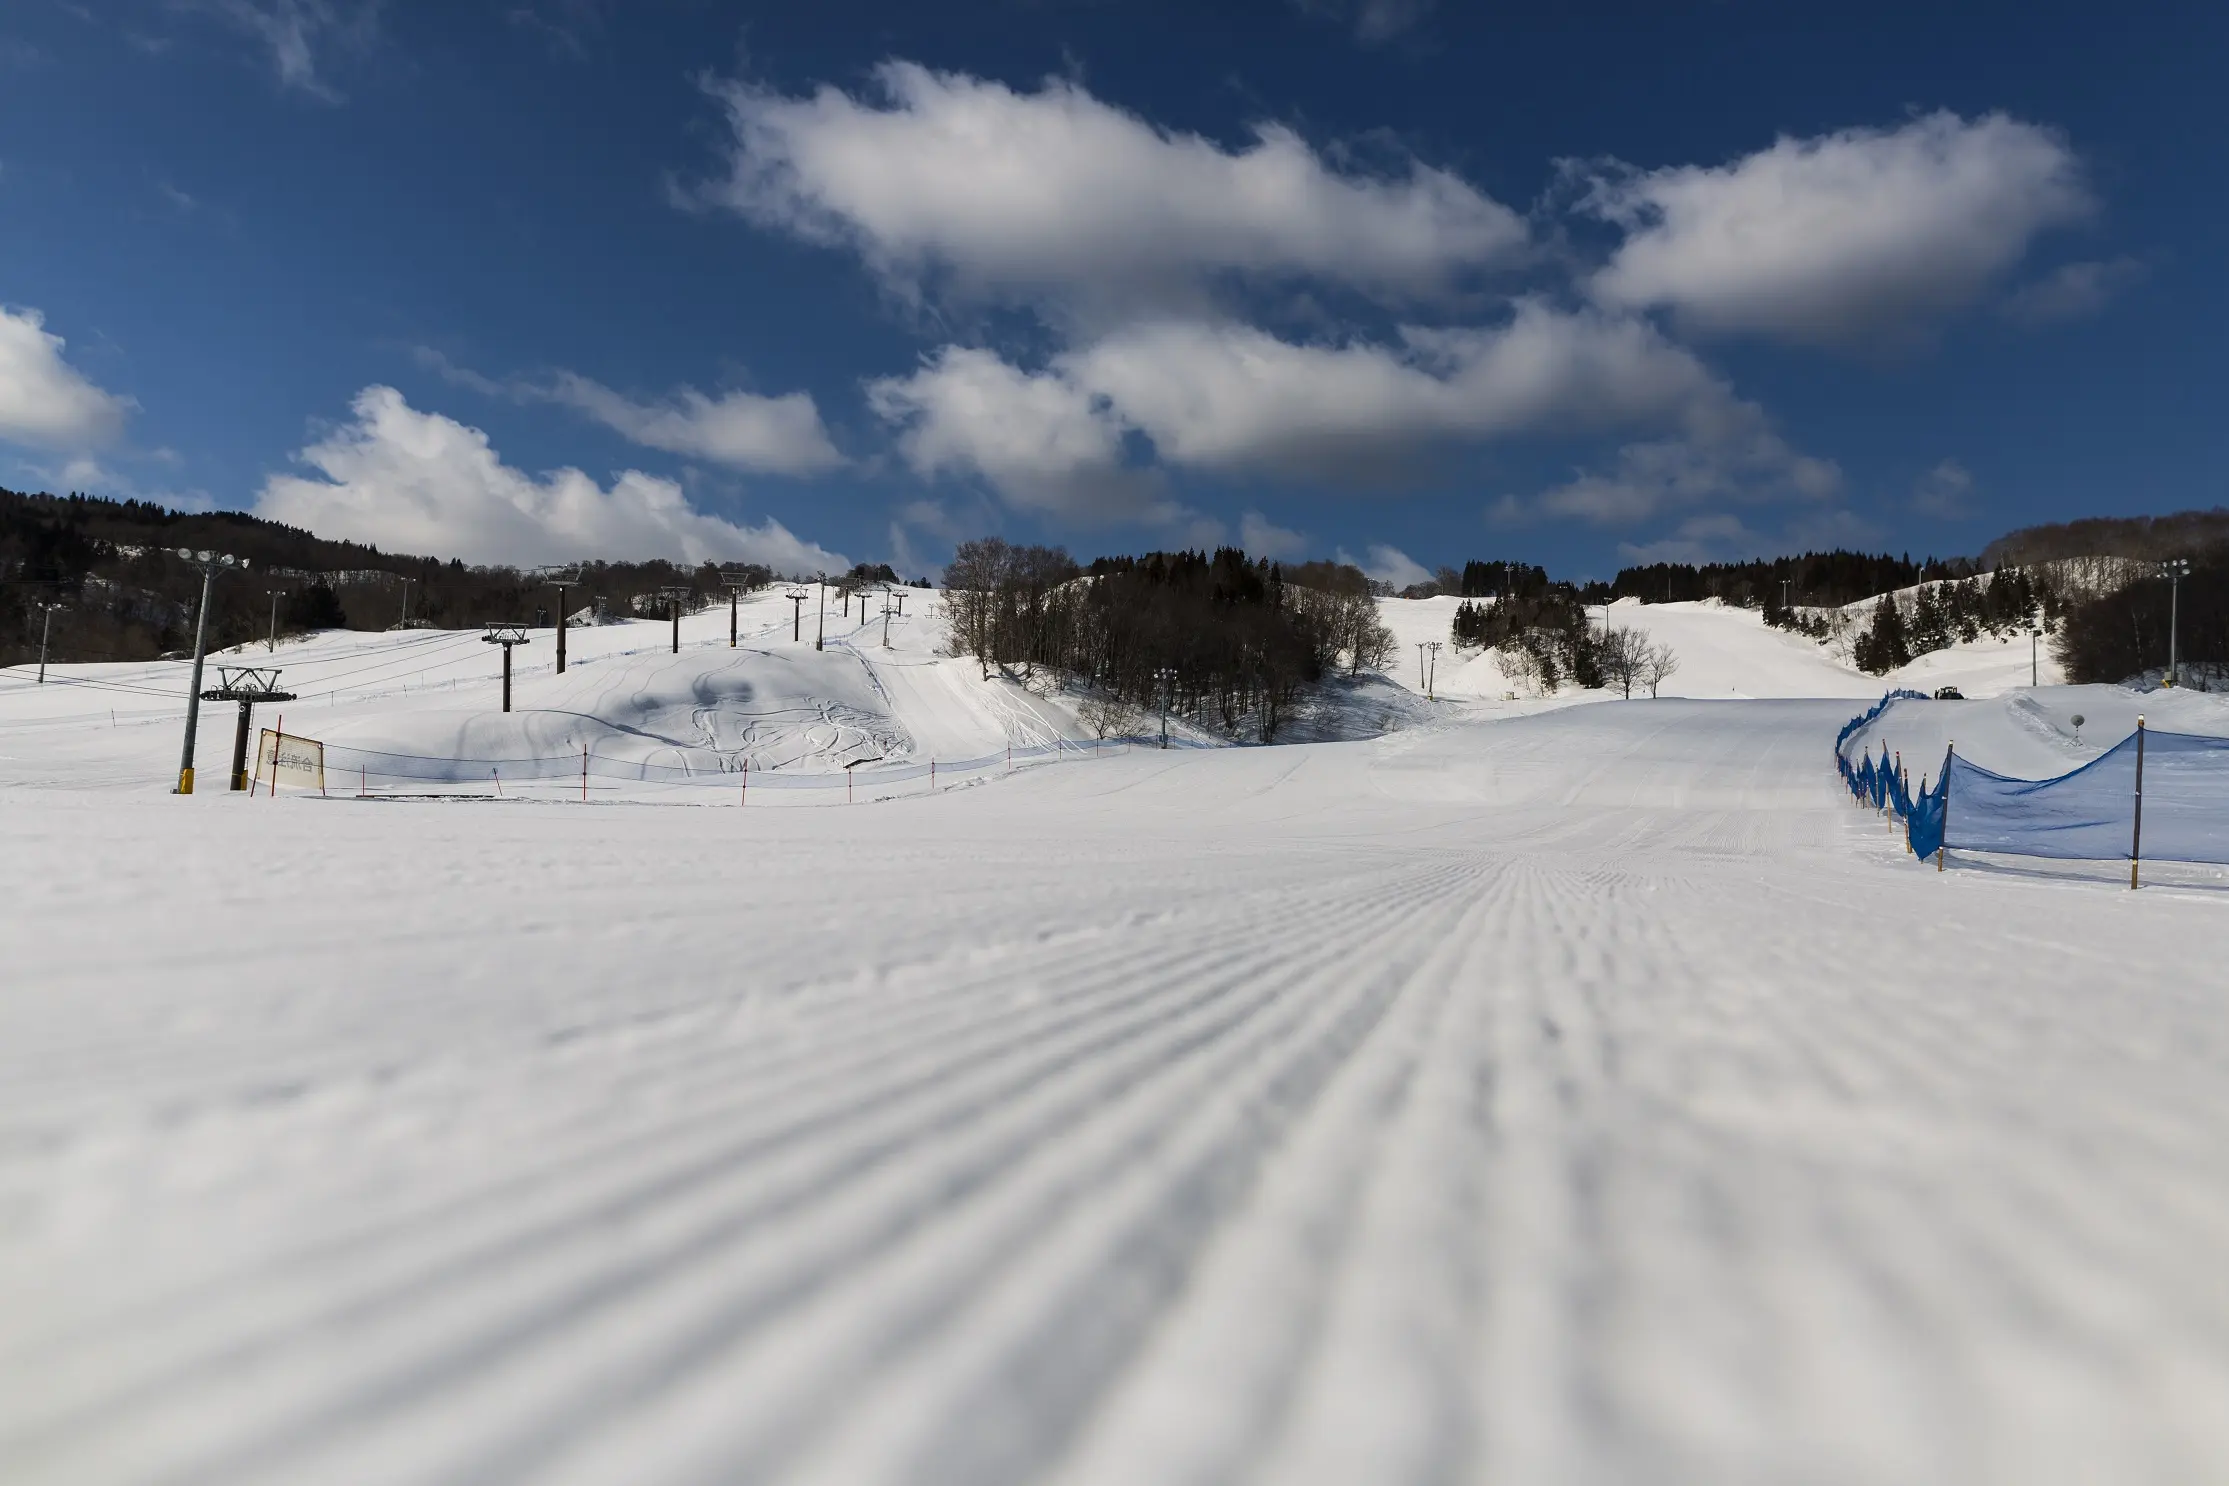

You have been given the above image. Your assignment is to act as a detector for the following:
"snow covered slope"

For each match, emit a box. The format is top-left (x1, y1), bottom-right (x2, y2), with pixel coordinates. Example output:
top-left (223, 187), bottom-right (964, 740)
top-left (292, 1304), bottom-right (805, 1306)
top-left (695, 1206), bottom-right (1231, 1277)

top-left (1375, 594), bottom-right (2068, 706)
top-left (4, 698), bottom-right (2227, 1485)
top-left (0, 589), bottom-right (1089, 793)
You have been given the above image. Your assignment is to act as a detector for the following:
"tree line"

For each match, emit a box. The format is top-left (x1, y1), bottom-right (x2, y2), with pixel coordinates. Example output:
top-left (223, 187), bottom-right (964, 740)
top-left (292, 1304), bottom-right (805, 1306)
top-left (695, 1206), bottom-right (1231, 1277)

top-left (0, 486), bottom-right (904, 670)
top-left (941, 539), bottom-right (1395, 741)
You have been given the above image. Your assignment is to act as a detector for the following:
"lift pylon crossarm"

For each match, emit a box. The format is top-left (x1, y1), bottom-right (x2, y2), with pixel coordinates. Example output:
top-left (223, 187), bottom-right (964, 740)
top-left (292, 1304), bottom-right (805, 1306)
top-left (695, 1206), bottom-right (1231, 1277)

top-left (481, 624), bottom-right (534, 646)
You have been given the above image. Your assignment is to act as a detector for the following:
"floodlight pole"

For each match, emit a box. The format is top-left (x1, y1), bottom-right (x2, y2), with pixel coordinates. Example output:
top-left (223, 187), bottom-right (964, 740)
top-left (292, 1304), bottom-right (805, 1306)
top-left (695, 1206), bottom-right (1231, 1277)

top-left (1417, 642), bottom-right (1429, 690)
top-left (1157, 666), bottom-right (1176, 749)
top-left (398, 576), bottom-right (415, 629)
top-left (1425, 640), bottom-right (1443, 701)
top-left (816, 576), bottom-right (826, 651)
top-left (174, 551), bottom-right (239, 794)
top-left (34, 602), bottom-right (62, 682)
top-left (266, 589), bottom-right (283, 652)
top-left (882, 588), bottom-right (894, 647)
top-left (2161, 558), bottom-right (2190, 686)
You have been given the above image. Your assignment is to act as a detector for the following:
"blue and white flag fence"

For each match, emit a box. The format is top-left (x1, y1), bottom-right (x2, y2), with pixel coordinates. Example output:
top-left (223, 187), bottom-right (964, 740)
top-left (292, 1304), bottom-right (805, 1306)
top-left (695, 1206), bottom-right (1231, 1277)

top-left (1836, 693), bottom-right (2229, 878)
top-left (313, 734), bottom-right (1149, 804)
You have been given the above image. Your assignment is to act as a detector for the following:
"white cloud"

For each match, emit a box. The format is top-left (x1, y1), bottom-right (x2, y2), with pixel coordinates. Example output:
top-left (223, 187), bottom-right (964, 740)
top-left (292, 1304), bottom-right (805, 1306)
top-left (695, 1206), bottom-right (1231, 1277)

top-left (183, 0), bottom-right (378, 102)
top-left (1336, 543), bottom-right (1430, 589)
top-left (1585, 111), bottom-right (2089, 346)
top-left (2000, 257), bottom-right (2145, 326)
top-left (698, 61), bottom-right (1525, 313)
top-left (542, 374), bottom-right (845, 474)
top-left (254, 386), bottom-right (845, 571)
top-left (0, 305), bottom-right (133, 450)
top-left (866, 345), bottom-right (1156, 518)
top-left (867, 303), bottom-right (1834, 533)
top-left (1910, 458), bottom-right (1976, 519)
top-left (1239, 510), bottom-right (1310, 560)
top-left (416, 349), bottom-right (844, 476)
top-left (1061, 303), bottom-right (1721, 476)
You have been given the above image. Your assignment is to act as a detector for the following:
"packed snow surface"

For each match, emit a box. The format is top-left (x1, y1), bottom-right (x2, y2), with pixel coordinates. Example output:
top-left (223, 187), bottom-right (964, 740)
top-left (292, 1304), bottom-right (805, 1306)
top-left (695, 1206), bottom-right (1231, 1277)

top-left (4, 609), bottom-right (2228, 1485)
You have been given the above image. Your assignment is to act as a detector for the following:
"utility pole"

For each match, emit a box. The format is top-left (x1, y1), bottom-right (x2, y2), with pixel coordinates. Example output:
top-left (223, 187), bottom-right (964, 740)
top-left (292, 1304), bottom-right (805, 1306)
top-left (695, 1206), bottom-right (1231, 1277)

top-left (397, 576), bottom-right (415, 630)
top-left (660, 586), bottom-right (693, 655)
top-left (2030, 627), bottom-right (2040, 688)
top-left (201, 665), bottom-right (294, 790)
top-left (2160, 557), bottom-right (2191, 686)
top-left (173, 549), bottom-right (243, 794)
top-left (541, 567), bottom-right (581, 674)
top-left (722, 569), bottom-right (751, 647)
top-left (815, 575), bottom-right (827, 651)
top-left (1417, 641), bottom-right (1430, 690)
top-left (1425, 640), bottom-right (1443, 701)
top-left (786, 585), bottom-right (808, 641)
top-left (266, 588), bottom-right (284, 653)
top-left (34, 601), bottom-right (63, 682)
top-left (1781, 578), bottom-right (1793, 612)
top-left (482, 624), bottom-right (532, 712)
top-left (1156, 666), bottom-right (1177, 748)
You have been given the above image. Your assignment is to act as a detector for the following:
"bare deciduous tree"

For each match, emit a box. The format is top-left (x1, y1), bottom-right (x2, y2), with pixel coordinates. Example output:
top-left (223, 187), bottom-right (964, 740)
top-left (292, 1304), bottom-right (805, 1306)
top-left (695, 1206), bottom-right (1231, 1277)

top-left (1642, 640), bottom-right (1680, 697)
top-left (1597, 624), bottom-right (1652, 698)
top-left (1077, 691), bottom-right (1140, 740)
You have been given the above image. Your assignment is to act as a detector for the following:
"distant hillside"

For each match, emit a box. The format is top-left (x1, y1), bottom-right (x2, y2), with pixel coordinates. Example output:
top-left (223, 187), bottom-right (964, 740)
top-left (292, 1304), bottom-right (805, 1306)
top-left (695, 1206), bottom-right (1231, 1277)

top-left (0, 487), bottom-right (786, 670)
top-left (1984, 508), bottom-right (2229, 567)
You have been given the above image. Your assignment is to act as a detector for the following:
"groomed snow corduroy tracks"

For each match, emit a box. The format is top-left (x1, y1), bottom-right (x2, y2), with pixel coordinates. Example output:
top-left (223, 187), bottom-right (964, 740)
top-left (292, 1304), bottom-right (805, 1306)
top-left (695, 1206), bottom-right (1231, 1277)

top-left (4, 701), bottom-right (2228, 1485)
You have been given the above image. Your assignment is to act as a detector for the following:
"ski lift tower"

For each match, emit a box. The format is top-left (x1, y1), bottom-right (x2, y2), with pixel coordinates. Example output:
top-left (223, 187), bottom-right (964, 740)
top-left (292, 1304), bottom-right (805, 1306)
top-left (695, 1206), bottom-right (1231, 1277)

top-left (785, 585), bottom-right (809, 642)
top-left (482, 624), bottom-right (532, 712)
top-left (721, 567), bottom-right (753, 647)
top-left (200, 665), bottom-right (296, 791)
top-left (659, 586), bottom-right (694, 655)
top-left (539, 566), bottom-right (582, 674)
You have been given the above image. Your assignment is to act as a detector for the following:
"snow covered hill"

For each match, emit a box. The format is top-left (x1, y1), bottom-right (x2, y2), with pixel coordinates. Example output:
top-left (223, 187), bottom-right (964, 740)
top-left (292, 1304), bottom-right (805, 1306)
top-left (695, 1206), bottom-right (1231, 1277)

top-left (1373, 594), bottom-right (2065, 706)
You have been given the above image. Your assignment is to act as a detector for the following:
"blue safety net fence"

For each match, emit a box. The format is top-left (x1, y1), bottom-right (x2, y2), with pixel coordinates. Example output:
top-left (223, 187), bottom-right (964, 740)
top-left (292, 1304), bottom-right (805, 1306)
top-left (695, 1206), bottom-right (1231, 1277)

top-left (1836, 693), bottom-right (2229, 866)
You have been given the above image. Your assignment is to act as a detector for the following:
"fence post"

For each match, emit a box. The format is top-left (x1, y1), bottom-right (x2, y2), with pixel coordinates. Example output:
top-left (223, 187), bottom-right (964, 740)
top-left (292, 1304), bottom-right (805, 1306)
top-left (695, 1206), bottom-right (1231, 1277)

top-left (1938, 741), bottom-right (1952, 871)
top-left (2131, 715), bottom-right (2147, 890)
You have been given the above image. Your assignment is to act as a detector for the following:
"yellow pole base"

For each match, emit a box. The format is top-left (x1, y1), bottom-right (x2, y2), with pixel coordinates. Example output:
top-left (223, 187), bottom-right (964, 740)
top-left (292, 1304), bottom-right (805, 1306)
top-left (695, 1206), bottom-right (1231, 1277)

top-left (176, 766), bottom-right (195, 795)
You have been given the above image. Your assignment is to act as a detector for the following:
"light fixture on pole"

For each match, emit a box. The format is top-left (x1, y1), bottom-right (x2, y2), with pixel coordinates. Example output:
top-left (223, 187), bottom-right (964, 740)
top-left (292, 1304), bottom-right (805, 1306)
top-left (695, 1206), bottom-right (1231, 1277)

top-left (659, 586), bottom-right (694, 655)
top-left (1417, 641), bottom-right (1431, 691)
top-left (1156, 666), bottom-right (1177, 749)
top-left (33, 601), bottom-right (64, 683)
top-left (200, 664), bottom-right (293, 791)
top-left (721, 568), bottom-right (752, 648)
top-left (482, 624), bottom-right (532, 712)
top-left (265, 588), bottom-right (285, 653)
top-left (1424, 640), bottom-right (1443, 701)
top-left (173, 549), bottom-right (245, 794)
top-left (881, 587), bottom-right (895, 647)
top-left (394, 575), bottom-right (416, 630)
top-left (540, 566), bottom-right (582, 674)
top-left (2159, 557), bottom-right (2191, 687)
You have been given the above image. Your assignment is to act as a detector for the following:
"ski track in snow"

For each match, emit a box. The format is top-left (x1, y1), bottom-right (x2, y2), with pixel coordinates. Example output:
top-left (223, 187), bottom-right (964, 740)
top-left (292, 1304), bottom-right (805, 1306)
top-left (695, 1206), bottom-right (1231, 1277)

top-left (4, 658), bottom-right (2229, 1480)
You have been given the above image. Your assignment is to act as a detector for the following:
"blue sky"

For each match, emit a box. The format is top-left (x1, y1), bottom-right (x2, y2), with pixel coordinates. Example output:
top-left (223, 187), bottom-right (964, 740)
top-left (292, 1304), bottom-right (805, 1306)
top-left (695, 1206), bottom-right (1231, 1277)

top-left (1, 1), bottom-right (2222, 584)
